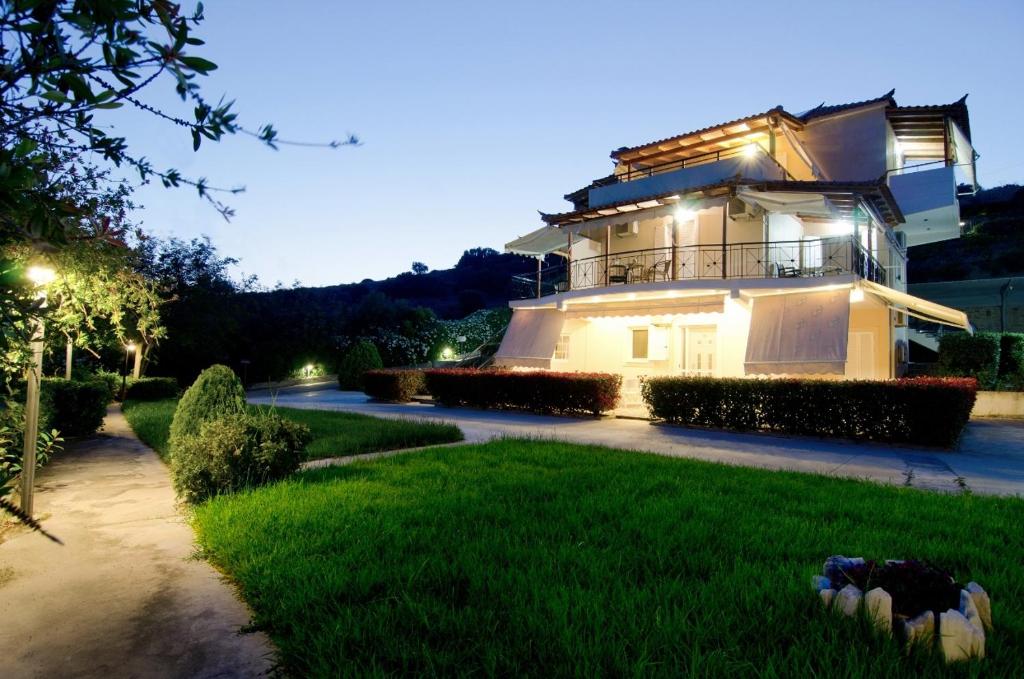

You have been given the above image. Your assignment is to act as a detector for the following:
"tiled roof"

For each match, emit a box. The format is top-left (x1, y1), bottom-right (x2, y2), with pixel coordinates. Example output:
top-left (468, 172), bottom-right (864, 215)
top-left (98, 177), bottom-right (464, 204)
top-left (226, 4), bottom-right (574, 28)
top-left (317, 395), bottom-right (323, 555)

top-left (889, 94), bottom-right (971, 140)
top-left (798, 89), bottom-right (897, 122)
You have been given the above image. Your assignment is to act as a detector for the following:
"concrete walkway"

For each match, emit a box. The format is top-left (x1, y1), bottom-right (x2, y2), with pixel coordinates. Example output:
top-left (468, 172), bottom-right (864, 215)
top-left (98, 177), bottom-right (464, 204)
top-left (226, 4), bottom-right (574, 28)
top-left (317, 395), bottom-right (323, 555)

top-left (0, 406), bottom-right (273, 679)
top-left (253, 386), bottom-right (1024, 497)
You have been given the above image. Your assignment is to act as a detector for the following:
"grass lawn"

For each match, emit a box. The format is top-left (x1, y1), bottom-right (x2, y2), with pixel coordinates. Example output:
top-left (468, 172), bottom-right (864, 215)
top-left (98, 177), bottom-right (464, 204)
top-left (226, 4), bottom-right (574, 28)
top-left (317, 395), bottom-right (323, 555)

top-left (121, 399), bottom-right (463, 462)
top-left (193, 440), bottom-right (1024, 677)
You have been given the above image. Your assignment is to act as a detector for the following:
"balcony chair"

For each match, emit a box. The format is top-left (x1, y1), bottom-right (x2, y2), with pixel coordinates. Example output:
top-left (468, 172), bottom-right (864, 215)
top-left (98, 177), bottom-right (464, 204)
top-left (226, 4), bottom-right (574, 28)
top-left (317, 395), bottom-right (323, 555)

top-left (608, 264), bottom-right (628, 284)
top-left (644, 260), bottom-right (672, 282)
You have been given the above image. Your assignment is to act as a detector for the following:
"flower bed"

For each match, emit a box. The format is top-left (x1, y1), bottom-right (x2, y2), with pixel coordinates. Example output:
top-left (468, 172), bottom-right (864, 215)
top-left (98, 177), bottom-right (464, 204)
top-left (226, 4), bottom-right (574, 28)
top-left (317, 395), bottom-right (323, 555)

top-left (813, 555), bottom-right (992, 662)
top-left (363, 369), bottom-right (426, 403)
top-left (424, 369), bottom-right (621, 416)
top-left (641, 376), bottom-right (978, 447)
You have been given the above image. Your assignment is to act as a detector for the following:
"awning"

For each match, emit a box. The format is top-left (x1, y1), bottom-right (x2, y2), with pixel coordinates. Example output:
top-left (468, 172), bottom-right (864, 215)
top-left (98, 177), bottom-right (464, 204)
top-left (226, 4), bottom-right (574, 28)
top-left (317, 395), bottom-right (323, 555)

top-left (736, 187), bottom-right (839, 218)
top-left (744, 289), bottom-right (850, 375)
top-left (566, 295), bottom-right (724, 319)
top-left (492, 308), bottom-right (565, 369)
top-left (861, 280), bottom-right (971, 331)
top-left (561, 196), bottom-right (728, 235)
top-left (505, 226), bottom-right (577, 257)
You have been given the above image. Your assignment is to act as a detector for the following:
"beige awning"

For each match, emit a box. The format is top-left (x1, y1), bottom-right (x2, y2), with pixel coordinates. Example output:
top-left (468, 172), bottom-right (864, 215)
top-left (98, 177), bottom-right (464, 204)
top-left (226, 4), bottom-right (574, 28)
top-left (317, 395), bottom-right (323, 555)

top-left (505, 226), bottom-right (577, 257)
top-left (736, 186), bottom-right (839, 218)
top-left (861, 280), bottom-right (971, 331)
top-left (492, 308), bottom-right (565, 369)
top-left (566, 295), bottom-right (724, 319)
top-left (745, 289), bottom-right (851, 375)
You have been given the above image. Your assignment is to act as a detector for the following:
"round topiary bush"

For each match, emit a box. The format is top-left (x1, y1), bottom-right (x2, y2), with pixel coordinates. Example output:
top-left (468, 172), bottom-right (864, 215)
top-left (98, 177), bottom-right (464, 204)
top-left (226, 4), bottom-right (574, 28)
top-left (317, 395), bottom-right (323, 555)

top-left (337, 340), bottom-right (383, 390)
top-left (169, 364), bottom-right (246, 446)
top-left (171, 410), bottom-right (311, 503)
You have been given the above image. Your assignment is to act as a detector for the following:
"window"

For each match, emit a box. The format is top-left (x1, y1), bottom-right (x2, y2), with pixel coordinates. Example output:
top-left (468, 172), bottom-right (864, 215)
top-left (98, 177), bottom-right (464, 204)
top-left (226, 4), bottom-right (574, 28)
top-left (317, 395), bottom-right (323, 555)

top-left (631, 328), bottom-right (649, 360)
top-left (553, 333), bottom-right (570, 361)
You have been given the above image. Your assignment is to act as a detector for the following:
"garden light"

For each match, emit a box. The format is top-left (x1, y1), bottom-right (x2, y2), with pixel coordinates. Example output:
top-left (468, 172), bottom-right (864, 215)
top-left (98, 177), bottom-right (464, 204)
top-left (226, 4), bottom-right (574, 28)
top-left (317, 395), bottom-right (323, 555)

top-left (26, 264), bottom-right (56, 286)
top-left (440, 346), bottom-right (454, 360)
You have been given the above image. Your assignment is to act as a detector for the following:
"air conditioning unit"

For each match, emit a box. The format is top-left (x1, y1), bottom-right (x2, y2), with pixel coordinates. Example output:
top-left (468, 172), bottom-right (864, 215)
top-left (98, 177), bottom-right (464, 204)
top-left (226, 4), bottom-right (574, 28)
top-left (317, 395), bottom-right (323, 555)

top-left (614, 221), bottom-right (639, 238)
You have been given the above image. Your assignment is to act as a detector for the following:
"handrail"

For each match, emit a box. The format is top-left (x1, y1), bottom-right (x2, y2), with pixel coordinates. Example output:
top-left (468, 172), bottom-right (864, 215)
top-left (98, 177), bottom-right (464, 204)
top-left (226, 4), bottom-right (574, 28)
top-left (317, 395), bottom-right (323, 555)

top-left (612, 144), bottom-right (796, 183)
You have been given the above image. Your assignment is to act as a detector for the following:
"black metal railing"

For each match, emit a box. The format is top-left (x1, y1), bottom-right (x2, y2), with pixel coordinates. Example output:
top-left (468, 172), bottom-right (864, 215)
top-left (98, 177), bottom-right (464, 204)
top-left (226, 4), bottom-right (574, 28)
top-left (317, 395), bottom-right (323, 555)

top-left (511, 236), bottom-right (887, 298)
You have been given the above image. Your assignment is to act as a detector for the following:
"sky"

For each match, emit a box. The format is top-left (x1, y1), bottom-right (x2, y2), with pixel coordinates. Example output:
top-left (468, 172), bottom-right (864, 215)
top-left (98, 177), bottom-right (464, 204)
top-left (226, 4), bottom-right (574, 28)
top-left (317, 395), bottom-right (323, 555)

top-left (112, 0), bottom-right (1024, 288)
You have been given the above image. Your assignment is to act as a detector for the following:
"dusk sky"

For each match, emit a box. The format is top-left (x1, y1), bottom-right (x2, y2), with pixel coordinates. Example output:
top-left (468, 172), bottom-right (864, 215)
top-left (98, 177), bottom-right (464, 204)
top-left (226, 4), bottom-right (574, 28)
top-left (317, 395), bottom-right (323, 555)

top-left (118, 1), bottom-right (1024, 288)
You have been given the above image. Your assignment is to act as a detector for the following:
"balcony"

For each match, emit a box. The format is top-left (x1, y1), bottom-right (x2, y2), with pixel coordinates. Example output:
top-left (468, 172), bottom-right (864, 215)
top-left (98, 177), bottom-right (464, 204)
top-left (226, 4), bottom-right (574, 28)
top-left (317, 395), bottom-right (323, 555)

top-left (588, 146), bottom-right (788, 209)
top-left (511, 236), bottom-right (886, 299)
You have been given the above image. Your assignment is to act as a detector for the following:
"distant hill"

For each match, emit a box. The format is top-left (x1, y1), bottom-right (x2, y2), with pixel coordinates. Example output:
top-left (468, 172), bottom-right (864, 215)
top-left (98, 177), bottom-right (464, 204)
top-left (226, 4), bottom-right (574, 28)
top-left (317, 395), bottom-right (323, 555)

top-left (907, 184), bottom-right (1024, 283)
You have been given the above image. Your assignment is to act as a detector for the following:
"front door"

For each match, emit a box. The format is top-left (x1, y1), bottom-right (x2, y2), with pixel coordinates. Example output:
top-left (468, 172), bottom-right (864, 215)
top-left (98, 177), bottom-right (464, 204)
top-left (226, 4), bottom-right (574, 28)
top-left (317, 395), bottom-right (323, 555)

top-left (679, 326), bottom-right (717, 376)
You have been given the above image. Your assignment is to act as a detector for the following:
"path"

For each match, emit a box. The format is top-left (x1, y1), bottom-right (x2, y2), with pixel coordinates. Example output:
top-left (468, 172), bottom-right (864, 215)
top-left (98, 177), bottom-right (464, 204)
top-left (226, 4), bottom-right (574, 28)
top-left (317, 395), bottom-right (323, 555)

top-left (254, 386), bottom-right (1024, 497)
top-left (0, 406), bottom-right (273, 679)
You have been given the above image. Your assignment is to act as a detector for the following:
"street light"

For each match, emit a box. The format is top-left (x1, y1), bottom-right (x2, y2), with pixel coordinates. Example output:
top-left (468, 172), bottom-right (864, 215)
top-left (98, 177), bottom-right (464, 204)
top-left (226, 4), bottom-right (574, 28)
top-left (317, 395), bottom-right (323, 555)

top-left (121, 342), bottom-right (136, 401)
top-left (21, 263), bottom-right (55, 516)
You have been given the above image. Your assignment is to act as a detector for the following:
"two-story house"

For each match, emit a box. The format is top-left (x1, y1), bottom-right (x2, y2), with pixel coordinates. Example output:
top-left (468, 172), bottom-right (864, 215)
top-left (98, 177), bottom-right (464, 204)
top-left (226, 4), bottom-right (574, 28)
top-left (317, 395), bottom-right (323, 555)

top-left (495, 91), bottom-right (975, 408)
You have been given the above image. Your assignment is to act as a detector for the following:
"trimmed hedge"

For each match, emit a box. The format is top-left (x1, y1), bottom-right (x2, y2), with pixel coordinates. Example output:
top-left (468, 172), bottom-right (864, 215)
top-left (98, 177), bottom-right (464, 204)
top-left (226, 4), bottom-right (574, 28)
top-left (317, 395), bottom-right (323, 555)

top-left (999, 333), bottom-right (1024, 389)
top-left (424, 369), bottom-right (621, 416)
top-left (641, 376), bottom-right (977, 448)
top-left (363, 369), bottom-right (426, 402)
top-left (124, 377), bottom-right (179, 402)
top-left (169, 365), bottom-right (247, 445)
top-left (39, 378), bottom-right (109, 437)
top-left (338, 340), bottom-right (383, 390)
top-left (937, 332), bottom-right (1001, 388)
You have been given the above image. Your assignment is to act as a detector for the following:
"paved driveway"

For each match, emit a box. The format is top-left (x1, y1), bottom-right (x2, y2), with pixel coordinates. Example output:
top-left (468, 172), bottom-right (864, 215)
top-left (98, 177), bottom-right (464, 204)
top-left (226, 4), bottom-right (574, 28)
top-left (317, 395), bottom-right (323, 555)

top-left (0, 407), bottom-right (273, 678)
top-left (253, 386), bottom-right (1024, 497)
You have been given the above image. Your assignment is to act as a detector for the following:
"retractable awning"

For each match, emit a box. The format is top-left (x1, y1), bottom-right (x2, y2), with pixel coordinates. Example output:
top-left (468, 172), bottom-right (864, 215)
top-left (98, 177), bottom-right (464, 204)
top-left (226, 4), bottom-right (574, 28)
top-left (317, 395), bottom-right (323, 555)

top-left (861, 280), bottom-right (972, 331)
top-left (565, 295), bottom-right (724, 319)
top-left (744, 289), bottom-right (851, 375)
top-left (505, 226), bottom-right (575, 257)
top-left (736, 187), bottom-right (839, 218)
top-left (492, 308), bottom-right (565, 369)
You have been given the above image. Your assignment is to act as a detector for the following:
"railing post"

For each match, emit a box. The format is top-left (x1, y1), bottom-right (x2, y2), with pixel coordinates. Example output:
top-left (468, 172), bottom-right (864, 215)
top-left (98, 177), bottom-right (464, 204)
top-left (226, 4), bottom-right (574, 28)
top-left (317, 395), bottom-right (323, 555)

top-left (721, 199), bottom-right (729, 279)
top-left (536, 257), bottom-right (542, 299)
top-left (566, 231), bottom-right (573, 291)
top-left (604, 224), bottom-right (610, 287)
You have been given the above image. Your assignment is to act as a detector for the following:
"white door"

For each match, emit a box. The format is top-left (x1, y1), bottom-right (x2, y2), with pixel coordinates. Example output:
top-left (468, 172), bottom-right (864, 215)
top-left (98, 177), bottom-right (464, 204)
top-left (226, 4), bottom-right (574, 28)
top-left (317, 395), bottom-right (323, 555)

top-left (679, 326), bottom-right (717, 376)
top-left (847, 332), bottom-right (875, 379)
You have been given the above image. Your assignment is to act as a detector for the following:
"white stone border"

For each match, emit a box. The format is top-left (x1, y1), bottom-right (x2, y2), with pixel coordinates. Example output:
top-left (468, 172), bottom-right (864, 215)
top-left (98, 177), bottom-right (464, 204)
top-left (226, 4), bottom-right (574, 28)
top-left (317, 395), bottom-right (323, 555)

top-left (813, 556), bottom-right (992, 663)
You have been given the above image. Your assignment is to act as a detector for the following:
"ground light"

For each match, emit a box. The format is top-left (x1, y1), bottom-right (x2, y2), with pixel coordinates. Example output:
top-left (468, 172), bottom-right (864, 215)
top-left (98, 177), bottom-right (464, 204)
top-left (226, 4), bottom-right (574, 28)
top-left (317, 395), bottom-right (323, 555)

top-left (440, 346), bottom-right (455, 360)
top-left (21, 263), bottom-right (54, 515)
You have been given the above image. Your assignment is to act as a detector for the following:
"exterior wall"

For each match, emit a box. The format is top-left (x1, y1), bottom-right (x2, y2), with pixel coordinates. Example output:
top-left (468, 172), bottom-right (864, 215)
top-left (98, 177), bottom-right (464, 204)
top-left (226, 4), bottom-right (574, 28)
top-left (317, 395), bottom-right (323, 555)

top-left (772, 128), bottom-right (816, 180)
top-left (847, 294), bottom-right (892, 379)
top-left (798, 104), bottom-right (889, 181)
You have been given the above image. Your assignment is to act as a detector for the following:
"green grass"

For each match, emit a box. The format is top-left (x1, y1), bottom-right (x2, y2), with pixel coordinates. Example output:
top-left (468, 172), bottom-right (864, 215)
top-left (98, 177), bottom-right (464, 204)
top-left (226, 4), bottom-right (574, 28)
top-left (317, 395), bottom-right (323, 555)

top-left (192, 440), bottom-right (1024, 677)
top-left (121, 399), bottom-right (463, 462)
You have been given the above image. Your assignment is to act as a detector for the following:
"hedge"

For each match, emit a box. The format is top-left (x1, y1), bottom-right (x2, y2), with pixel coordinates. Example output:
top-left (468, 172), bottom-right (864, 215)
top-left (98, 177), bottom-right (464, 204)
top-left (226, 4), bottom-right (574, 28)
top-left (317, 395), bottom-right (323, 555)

top-left (169, 365), bottom-right (247, 444)
top-left (124, 377), bottom-right (180, 402)
top-left (641, 376), bottom-right (978, 448)
top-left (338, 340), bottom-right (383, 390)
top-left (39, 378), bottom-right (109, 437)
top-left (937, 332), bottom-right (1000, 388)
top-left (998, 333), bottom-right (1024, 389)
top-left (424, 369), bottom-right (621, 416)
top-left (363, 369), bottom-right (426, 402)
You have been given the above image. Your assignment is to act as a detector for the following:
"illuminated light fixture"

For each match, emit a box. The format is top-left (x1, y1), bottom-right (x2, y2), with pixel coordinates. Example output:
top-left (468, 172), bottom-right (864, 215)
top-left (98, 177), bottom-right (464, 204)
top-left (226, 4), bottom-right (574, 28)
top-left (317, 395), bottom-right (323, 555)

top-left (126, 341), bottom-right (136, 352)
top-left (675, 207), bottom-right (696, 222)
top-left (742, 143), bottom-right (759, 159)
top-left (850, 288), bottom-right (865, 303)
top-left (27, 265), bottom-right (55, 286)
top-left (440, 346), bottom-right (455, 360)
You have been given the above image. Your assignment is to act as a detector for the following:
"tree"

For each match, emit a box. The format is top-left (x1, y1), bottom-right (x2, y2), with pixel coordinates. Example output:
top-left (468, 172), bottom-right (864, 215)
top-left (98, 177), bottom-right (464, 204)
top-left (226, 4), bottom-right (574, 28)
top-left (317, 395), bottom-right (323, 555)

top-left (411, 261), bottom-right (428, 275)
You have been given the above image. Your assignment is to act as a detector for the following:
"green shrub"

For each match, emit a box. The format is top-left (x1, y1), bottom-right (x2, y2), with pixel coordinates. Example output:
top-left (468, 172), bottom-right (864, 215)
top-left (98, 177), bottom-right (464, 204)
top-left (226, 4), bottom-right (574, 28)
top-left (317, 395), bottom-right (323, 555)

top-left (90, 370), bottom-right (122, 401)
top-left (362, 369), bottom-right (426, 402)
top-left (124, 377), bottom-right (179, 402)
top-left (424, 369), bottom-right (621, 416)
top-left (998, 333), bottom-right (1024, 389)
top-left (337, 340), bottom-right (383, 390)
top-left (937, 332), bottom-right (1000, 388)
top-left (39, 378), bottom-right (109, 437)
top-left (169, 365), bottom-right (246, 446)
top-left (641, 376), bottom-right (978, 448)
top-left (171, 410), bottom-right (311, 504)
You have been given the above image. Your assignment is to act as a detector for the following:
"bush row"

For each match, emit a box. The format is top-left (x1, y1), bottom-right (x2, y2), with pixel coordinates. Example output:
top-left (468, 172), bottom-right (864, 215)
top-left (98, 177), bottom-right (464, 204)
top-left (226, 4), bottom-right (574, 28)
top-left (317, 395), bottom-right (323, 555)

top-left (424, 369), bottom-right (621, 417)
top-left (938, 332), bottom-right (1024, 390)
top-left (363, 369), bottom-right (426, 402)
top-left (641, 376), bottom-right (977, 448)
top-left (39, 378), bottom-right (110, 437)
top-left (124, 377), bottom-right (180, 402)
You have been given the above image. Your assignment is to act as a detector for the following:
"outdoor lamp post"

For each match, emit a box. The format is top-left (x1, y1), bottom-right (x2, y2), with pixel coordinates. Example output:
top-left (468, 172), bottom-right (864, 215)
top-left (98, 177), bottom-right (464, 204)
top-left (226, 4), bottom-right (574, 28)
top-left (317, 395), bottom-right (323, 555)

top-left (21, 264), bottom-right (56, 516)
top-left (121, 342), bottom-right (136, 401)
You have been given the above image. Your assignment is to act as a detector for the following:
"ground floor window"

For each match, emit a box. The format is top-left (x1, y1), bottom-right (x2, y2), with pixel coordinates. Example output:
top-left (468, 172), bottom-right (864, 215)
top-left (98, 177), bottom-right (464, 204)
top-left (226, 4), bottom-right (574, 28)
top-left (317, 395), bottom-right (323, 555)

top-left (553, 333), bottom-right (570, 361)
top-left (631, 327), bottom-right (649, 360)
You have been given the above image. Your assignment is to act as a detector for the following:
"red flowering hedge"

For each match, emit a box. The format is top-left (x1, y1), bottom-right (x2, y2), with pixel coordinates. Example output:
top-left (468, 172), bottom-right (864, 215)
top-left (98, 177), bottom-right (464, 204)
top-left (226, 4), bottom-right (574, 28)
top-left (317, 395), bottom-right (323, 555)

top-left (424, 369), bottom-right (621, 416)
top-left (641, 376), bottom-right (978, 448)
top-left (363, 369), bottom-right (426, 402)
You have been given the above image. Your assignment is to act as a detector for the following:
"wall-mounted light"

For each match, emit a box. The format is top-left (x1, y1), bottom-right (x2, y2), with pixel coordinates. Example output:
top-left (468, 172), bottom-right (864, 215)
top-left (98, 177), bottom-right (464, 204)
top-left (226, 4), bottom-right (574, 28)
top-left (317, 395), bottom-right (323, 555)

top-left (850, 288), bottom-right (865, 303)
top-left (674, 207), bottom-right (696, 222)
top-left (742, 143), bottom-right (759, 159)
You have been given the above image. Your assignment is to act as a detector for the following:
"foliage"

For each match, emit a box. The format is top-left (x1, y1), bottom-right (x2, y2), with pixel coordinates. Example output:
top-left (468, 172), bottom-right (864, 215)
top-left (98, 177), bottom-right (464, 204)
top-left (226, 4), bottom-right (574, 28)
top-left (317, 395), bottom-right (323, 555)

top-left (192, 439), bottom-right (1024, 677)
top-left (425, 369), bottom-right (621, 416)
top-left (39, 378), bottom-right (109, 437)
top-left (124, 377), bottom-right (179, 402)
top-left (0, 400), bottom-right (63, 542)
top-left (337, 341), bottom-right (383, 390)
top-left (171, 410), bottom-right (311, 504)
top-left (998, 333), bottom-right (1024, 389)
top-left (642, 376), bottom-right (978, 448)
top-left (411, 261), bottom-right (428, 275)
top-left (936, 332), bottom-right (1001, 388)
top-left (122, 398), bottom-right (176, 460)
top-left (168, 365), bottom-right (246, 446)
top-left (363, 369), bottom-right (426, 402)
top-left (827, 560), bottom-right (962, 620)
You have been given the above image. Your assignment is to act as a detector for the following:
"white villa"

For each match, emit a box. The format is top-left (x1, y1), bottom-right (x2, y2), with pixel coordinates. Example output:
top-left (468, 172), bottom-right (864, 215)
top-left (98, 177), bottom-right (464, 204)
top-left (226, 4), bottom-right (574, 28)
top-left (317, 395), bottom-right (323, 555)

top-left (495, 91), bottom-right (975, 407)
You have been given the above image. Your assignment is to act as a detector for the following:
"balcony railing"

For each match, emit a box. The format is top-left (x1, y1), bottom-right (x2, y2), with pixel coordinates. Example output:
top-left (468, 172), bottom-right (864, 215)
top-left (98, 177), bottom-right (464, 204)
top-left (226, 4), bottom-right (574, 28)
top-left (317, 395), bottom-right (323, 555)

top-left (511, 236), bottom-right (887, 299)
